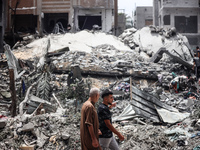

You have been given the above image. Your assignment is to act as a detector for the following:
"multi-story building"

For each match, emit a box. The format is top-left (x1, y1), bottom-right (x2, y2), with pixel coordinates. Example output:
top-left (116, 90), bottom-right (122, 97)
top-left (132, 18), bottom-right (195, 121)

top-left (6, 0), bottom-right (73, 34)
top-left (153, 0), bottom-right (200, 48)
top-left (5, 0), bottom-right (114, 35)
top-left (134, 7), bottom-right (153, 29)
top-left (72, 0), bottom-right (114, 32)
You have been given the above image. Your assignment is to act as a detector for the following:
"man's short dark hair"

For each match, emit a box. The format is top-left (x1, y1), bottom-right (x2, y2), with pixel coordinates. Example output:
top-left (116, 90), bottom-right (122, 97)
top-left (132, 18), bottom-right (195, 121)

top-left (101, 89), bottom-right (113, 98)
top-left (196, 46), bottom-right (199, 49)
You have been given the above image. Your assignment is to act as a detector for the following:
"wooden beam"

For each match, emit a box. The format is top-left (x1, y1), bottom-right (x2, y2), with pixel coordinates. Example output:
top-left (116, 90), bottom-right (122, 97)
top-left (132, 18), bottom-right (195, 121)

top-left (9, 69), bottom-right (17, 117)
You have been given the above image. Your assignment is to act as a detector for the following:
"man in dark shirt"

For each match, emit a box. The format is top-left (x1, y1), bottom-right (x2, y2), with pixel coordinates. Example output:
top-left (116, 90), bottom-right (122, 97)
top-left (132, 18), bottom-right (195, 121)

top-left (98, 89), bottom-right (124, 150)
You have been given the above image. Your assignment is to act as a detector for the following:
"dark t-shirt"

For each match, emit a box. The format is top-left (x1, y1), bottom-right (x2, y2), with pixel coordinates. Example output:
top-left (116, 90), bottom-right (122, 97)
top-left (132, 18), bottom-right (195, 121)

top-left (194, 57), bottom-right (200, 67)
top-left (98, 103), bottom-right (113, 138)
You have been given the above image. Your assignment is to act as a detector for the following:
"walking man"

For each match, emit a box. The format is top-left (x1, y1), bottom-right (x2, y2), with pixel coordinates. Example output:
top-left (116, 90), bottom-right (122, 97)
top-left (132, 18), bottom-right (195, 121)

top-left (80, 88), bottom-right (102, 150)
top-left (98, 89), bottom-right (124, 150)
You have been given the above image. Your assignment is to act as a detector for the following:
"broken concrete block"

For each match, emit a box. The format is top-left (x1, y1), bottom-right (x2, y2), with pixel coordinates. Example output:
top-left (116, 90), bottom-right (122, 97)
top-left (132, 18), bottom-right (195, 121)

top-left (194, 119), bottom-right (200, 130)
top-left (61, 132), bottom-right (70, 140)
top-left (0, 120), bottom-right (7, 128)
top-left (18, 122), bottom-right (34, 132)
top-left (33, 128), bottom-right (48, 148)
top-left (0, 91), bottom-right (11, 99)
top-left (19, 144), bottom-right (35, 150)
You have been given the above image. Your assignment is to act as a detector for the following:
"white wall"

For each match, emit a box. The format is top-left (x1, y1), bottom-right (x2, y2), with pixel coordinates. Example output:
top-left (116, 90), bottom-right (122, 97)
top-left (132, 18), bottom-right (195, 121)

top-left (162, 0), bottom-right (198, 7)
top-left (161, 8), bottom-right (200, 33)
top-left (74, 8), bottom-right (113, 32)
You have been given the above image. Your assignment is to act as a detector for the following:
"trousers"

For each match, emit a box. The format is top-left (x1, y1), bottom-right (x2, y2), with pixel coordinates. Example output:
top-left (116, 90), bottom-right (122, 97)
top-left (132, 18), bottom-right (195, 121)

top-left (99, 136), bottom-right (120, 150)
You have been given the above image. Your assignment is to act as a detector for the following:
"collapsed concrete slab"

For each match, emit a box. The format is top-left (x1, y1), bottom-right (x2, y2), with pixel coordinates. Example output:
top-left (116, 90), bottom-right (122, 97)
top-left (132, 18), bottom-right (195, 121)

top-left (119, 26), bottom-right (193, 63)
top-left (13, 30), bottom-right (132, 60)
top-left (150, 47), bottom-right (193, 69)
top-left (155, 106), bottom-right (190, 124)
top-left (26, 95), bottom-right (56, 114)
top-left (112, 104), bottom-right (136, 122)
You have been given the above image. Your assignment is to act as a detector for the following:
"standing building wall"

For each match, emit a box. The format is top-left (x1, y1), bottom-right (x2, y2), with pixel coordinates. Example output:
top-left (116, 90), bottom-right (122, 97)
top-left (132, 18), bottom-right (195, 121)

top-left (41, 0), bottom-right (73, 33)
top-left (153, 0), bottom-right (159, 26)
top-left (134, 7), bottom-right (153, 29)
top-left (7, 0), bottom-right (73, 34)
top-left (5, 0), bottom-right (114, 38)
top-left (153, 0), bottom-right (200, 48)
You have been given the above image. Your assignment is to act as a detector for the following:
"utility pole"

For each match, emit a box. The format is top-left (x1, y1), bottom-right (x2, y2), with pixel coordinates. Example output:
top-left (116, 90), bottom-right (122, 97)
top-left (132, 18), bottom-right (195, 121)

top-left (9, 69), bottom-right (17, 117)
top-left (114, 0), bottom-right (118, 36)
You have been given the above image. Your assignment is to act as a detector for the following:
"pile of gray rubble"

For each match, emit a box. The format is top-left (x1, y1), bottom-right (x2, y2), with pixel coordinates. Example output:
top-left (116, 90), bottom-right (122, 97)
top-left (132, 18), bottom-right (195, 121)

top-left (0, 26), bottom-right (200, 150)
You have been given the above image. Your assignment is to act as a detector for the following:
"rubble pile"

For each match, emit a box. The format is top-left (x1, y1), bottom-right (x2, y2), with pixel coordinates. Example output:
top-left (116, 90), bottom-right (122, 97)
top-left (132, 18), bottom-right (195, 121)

top-left (0, 108), bottom-right (81, 149)
top-left (119, 124), bottom-right (174, 150)
top-left (119, 26), bottom-right (193, 63)
top-left (13, 30), bottom-right (132, 60)
top-left (0, 27), bottom-right (200, 149)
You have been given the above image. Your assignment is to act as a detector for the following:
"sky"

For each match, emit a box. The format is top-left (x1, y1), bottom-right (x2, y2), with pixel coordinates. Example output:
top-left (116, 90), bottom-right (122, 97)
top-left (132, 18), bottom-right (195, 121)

top-left (118, 0), bottom-right (153, 18)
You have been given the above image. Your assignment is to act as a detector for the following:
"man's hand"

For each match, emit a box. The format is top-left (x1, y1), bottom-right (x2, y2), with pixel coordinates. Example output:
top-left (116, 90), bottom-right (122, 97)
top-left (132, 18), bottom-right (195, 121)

top-left (87, 125), bottom-right (100, 148)
top-left (109, 102), bottom-right (116, 109)
top-left (92, 138), bottom-right (99, 148)
top-left (117, 133), bottom-right (125, 141)
top-left (98, 129), bottom-right (102, 135)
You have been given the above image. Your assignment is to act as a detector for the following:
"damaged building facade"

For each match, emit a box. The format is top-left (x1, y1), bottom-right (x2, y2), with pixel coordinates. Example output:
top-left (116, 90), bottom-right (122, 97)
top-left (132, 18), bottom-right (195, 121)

top-left (134, 7), bottom-right (153, 29)
top-left (5, 0), bottom-right (114, 35)
top-left (153, 0), bottom-right (200, 48)
top-left (6, 0), bottom-right (73, 34)
top-left (72, 0), bottom-right (114, 32)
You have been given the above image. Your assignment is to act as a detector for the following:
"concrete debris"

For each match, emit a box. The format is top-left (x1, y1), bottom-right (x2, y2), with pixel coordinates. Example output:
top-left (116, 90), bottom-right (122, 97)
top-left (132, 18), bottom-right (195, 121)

top-left (156, 107), bottom-right (190, 124)
top-left (1, 27), bottom-right (200, 149)
top-left (119, 26), bottom-right (193, 63)
top-left (13, 30), bottom-right (131, 60)
top-left (19, 144), bottom-right (35, 150)
top-left (0, 119), bottom-right (7, 128)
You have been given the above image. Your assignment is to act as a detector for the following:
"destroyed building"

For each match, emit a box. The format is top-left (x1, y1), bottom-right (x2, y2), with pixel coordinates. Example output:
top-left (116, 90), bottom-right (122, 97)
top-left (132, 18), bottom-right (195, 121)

top-left (5, 0), bottom-right (73, 35)
top-left (153, 0), bottom-right (200, 48)
top-left (4, 0), bottom-right (115, 38)
top-left (1, 1), bottom-right (200, 150)
top-left (0, 27), bottom-right (199, 149)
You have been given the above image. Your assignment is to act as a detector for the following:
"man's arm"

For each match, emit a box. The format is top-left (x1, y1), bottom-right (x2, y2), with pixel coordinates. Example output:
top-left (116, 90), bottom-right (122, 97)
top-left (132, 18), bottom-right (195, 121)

top-left (104, 120), bottom-right (124, 141)
top-left (87, 124), bottom-right (99, 148)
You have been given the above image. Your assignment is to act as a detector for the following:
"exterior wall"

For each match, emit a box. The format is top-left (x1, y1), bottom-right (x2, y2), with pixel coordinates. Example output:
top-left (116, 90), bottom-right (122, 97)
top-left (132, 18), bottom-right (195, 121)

top-left (42, 0), bottom-right (73, 25)
top-left (73, 8), bottom-right (113, 32)
top-left (10, 0), bottom-right (37, 15)
top-left (42, 0), bottom-right (71, 13)
top-left (73, 0), bottom-right (114, 32)
top-left (160, 8), bottom-right (199, 28)
top-left (102, 9), bottom-right (114, 32)
top-left (153, 0), bottom-right (159, 26)
top-left (79, 0), bottom-right (114, 8)
top-left (118, 13), bottom-right (126, 35)
top-left (155, 0), bottom-right (200, 48)
top-left (161, 0), bottom-right (198, 7)
top-left (7, 0), bottom-right (73, 34)
top-left (6, 0), bottom-right (114, 34)
top-left (135, 7), bottom-right (153, 29)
